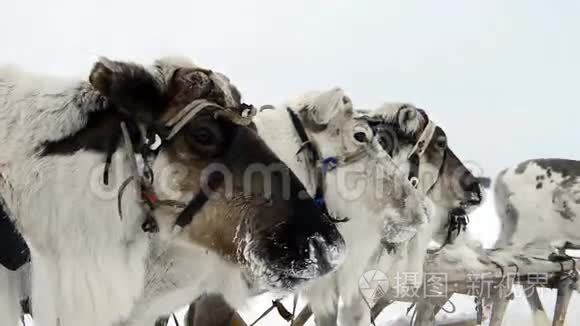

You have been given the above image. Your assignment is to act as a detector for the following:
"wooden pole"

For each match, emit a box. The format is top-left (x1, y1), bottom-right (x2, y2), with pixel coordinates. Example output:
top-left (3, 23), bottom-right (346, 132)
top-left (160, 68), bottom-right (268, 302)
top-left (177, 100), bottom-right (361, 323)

top-left (488, 276), bottom-right (514, 326)
top-left (371, 297), bottom-right (394, 321)
top-left (292, 305), bottom-right (312, 326)
top-left (524, 286), bottom-right (551, 326)
top-left (413, 300), bottom-right (437, 326)
top-left (552, 276), bottom-right (575, 326)
top-left (154, 316), bottom-right (169, 326)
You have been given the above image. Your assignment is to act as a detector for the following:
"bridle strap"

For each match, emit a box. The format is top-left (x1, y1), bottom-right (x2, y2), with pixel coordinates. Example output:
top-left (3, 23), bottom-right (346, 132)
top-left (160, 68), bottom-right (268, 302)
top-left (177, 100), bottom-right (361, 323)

top-left (165, 99), bottom-right (224, 140)
top-left (408, 120), bottom-right (436, 159)
top-left (286, 108), bottom-right (327, 211)
top-left (174, 173), bottom-right (224, 228)
top-left (408, 153), bottom-right (420, 187)
top-left (406, 120), bottom-right (438, 188)
top-left (286, 107), bottom-right (319, 164)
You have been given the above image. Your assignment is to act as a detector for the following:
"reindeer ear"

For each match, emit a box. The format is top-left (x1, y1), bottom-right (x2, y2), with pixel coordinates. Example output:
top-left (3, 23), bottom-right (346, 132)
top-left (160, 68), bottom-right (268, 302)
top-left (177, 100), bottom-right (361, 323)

top-left (89, 57), bottom-right (116, 97)
top-left (396, 104), bottom-right (422, 134)
top-left (306, 88), bottom-right (350, 126)
top-left (89, 57), bottom-right (166, 122)
top-left (397, 105), bottom-right (417, 126)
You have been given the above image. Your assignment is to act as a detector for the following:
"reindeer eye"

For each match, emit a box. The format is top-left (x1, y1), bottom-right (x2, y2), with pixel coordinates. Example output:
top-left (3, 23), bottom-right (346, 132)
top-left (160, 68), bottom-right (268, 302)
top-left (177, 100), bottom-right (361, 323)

top-left (186, 120), bottom-right (225, 156)
top-left (353, 132), bottom-right (367, 143)
top-left (192, 128), bottom-right (215, 145)
top-left (436, 137), bottom-right (447, 149)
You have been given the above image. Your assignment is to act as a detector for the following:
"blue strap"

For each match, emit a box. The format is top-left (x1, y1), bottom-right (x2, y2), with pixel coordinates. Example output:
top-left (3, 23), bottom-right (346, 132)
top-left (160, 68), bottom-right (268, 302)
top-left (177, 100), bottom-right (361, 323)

top-left (321, 157), bottom-right (339, 172)
top-left (314, 193), bottom-right (326, 209)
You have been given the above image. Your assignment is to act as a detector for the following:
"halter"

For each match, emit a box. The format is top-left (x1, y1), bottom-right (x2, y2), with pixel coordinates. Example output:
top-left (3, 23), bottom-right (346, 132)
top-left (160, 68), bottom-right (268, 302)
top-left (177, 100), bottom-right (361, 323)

top-left (406, 118), bottom-right (439, 191)
top-left (286, 107), bottom-right (368, 220)
top-left (116, 99), bottom-right (256, 232)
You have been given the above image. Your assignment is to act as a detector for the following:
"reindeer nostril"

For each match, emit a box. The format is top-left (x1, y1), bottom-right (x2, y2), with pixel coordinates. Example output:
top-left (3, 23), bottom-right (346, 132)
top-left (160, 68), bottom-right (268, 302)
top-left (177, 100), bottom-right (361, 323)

top-left (462, 180), bottom-right (482, 205)
top-left (309, 235), bottom-right (332, 274)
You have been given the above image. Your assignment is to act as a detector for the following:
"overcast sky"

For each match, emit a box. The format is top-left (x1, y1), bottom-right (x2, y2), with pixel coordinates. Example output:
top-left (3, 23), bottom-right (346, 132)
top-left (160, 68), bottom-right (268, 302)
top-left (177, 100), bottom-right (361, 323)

top-left (1, 0), bottom-right (579, 177)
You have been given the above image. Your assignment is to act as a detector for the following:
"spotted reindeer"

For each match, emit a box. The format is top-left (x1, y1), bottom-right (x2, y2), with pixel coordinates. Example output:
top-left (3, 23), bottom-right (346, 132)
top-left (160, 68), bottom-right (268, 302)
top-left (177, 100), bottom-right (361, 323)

top-left (493, 158), bottom-right (580, 326)
top-left (0, 57), bottom-right (346, 326)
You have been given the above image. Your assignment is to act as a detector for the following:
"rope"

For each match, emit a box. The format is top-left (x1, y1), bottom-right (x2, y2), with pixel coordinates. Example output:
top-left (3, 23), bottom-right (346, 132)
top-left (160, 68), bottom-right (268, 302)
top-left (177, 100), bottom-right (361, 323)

top-left (402, 298), bottom-right (456, 326)
top-left (250, 299), bottom-right (295, 326)
top-left (117, 176), bottom-right (136, 220)
top-left (439, 300), bottom-right (456, 314)
top-left (249, 303), bottom-right (276, 326)
top-left (475, 297), bottom-right (483, 324)
top-left (407, 303), bottom-right (417, 326)
top-left (361, 295), bottom-right (377, 326)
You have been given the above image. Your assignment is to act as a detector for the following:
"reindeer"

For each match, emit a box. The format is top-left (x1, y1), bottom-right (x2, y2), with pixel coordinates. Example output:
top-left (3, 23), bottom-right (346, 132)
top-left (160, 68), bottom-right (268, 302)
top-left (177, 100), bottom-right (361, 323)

top-left (312, 103), bottom-right (483, 326)
top-left (495, 159), bottom-right (580, 252)
top-left (493, 158), bottom-right (580, 326)
top-left (0, 57), bottom-right (346, 326)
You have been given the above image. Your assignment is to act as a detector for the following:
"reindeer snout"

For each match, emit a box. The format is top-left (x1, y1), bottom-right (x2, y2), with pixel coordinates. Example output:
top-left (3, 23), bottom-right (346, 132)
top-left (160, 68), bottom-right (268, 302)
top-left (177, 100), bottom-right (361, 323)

top-left (461, 175), bottom-right (483, 206)
top-left (308, 233), bottom-right (345, 275)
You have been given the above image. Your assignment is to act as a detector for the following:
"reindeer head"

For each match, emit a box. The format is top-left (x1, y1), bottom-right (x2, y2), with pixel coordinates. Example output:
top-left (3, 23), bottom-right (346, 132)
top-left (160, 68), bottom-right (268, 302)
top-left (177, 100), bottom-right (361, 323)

top-left (283, 88), bottom-right (428, 244)
top-left (363, 103), bottom-right (483, 241)
top-left (89, 57), bottom-right (345, 291)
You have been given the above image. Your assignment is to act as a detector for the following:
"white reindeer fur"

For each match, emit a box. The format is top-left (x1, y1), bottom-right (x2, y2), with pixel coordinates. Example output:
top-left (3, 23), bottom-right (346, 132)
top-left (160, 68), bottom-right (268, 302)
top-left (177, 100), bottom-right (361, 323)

top-left (0, 266), bottom-right (21, 326)
top-left (0, 63), bottom-right (255, 326)
top-left (254, 90), bottom-right (430, 326)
